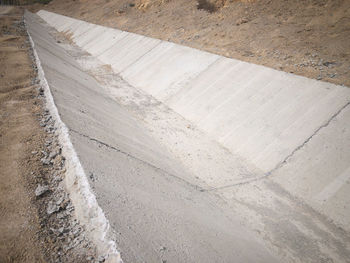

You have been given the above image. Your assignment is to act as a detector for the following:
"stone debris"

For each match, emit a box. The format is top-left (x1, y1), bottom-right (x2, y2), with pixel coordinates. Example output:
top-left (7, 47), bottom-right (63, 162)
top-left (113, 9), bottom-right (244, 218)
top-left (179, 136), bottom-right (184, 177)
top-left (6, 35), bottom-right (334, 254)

top-left (35, 184), bottom-right (49, 197)
top-left (28, 79), bottom-right (96, 262)
top-left (49, 151), bottom-right (58, 159)
top-left (89, 172), bottom-right (97, 182)
top-left (97, 255), bottom-right (106, 262)
top-left (47, 201), bottom-right (60, 215)
top-left (40, 157), bottom-right (50, 165)
top-left (159, 246), bottom-right (167, 252)
top-left (56, 211), bottom-right (68, 219)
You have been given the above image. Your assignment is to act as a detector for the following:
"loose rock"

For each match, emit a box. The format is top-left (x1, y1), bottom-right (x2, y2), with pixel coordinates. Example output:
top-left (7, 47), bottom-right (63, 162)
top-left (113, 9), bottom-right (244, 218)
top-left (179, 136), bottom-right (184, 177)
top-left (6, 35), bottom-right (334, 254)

top-left (35, 184), bottom-right (49, 197)
top-left (47, 201), bottom-right (60, 215)
top-left (41, 157), bottom-right (50, 165)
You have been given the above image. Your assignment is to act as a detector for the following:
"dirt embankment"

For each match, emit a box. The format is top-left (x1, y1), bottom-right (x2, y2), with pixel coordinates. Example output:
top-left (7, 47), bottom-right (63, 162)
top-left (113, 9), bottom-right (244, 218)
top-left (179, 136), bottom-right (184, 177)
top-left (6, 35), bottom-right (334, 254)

top-left (0, 6), bottom-right (96, 262)
top-left (32, 0), bottom-right (350, 87)
top-left (0, 6), bottom-right (45, 262)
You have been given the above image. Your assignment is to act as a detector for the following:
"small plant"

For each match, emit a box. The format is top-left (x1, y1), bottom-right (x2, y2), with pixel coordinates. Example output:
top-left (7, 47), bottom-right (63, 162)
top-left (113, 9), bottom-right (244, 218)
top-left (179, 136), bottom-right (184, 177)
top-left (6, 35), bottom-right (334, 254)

top-left (197, 0), bottom-right (217, 13)
top-left (34, 0), bottom-right (52, 4)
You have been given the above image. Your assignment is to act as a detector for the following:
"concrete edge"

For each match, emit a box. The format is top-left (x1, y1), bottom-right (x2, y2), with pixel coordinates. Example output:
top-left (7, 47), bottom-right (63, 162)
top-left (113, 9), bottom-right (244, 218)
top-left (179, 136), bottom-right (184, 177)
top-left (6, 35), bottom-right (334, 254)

top-left (25, 15), bottom-right (122, 263)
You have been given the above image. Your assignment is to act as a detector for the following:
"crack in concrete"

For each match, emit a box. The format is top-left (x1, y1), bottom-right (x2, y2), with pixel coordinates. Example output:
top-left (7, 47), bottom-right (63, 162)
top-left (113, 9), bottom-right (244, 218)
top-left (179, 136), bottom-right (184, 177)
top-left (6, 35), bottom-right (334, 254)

top-left (69, 128), bottom-right (205, 192)
top-left (268, 100), bottom-right (350, 175)
top-left (70, 97), bottom-right (350, 193)
top-left (204, 174), bottom-right (268, 192)
top-left (204, 100), bottom-right (350, 191)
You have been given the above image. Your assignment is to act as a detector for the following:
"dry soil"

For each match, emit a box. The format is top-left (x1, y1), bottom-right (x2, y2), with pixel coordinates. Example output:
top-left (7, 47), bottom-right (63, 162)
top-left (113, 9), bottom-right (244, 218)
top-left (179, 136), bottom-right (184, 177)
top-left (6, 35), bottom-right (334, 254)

top-left (0, 6), bottom-right (46, 262)
top-left (0, 6), bottom-right (96, 262)
top-left (31, 0), bottom-right (350, 87)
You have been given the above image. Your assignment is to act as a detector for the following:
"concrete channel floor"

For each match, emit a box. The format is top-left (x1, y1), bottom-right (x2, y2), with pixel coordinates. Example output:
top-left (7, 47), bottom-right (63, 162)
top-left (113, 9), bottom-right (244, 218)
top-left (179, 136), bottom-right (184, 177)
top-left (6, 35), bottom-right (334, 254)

top-left (25, 11), bottom-right (350, 263)
top-left (25, 11), bottom-right (278, 263)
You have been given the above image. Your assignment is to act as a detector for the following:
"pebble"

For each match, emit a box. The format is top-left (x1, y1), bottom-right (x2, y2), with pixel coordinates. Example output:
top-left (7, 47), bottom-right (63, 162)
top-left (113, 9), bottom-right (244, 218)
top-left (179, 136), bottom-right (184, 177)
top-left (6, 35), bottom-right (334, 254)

top-left (89, 172), bottom-right (97, 182)
top-left (35, 184), bottom-right (49, 197)
top-left (49, 151), bottom-right (58, 159)
top-left (41, 157), bottom-right (50, 165)
top-left (97, 255), bottom-right (106, 262)
top-left (47, 201), bottom-right (60, 215)
top-left (57, 227), bottom-right (65, 234)
top-left (57, 212), bottom-right (68, 219)
top-left (323, 61), bottom-right (336, 67)
top-left (56, 196), bottom-right (65, 206)
top-left (44, 116), bottom-right (52, 123)
top-left (236, 17), bottom-right (249, 25)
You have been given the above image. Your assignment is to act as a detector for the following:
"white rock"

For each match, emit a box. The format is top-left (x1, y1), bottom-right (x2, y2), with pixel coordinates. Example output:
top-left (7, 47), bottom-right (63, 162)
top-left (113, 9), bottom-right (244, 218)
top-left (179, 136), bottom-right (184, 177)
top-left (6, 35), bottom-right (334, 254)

top-left (35, 184), bottom-right (49, 197)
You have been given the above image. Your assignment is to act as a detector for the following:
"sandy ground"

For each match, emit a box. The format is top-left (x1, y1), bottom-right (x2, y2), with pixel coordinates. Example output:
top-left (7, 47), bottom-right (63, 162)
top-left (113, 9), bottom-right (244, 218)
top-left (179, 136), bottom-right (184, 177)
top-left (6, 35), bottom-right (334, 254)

top-left (31, 0), bottom-right (350, 87)
top-left (0, 6), bottom-right (45, 262)
top-left (0, 6), bottom-right (97, 262)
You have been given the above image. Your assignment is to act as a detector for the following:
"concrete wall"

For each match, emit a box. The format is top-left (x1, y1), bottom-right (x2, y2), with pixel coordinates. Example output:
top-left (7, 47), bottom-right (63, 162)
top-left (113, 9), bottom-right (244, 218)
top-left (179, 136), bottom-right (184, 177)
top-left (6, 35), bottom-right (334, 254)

top-left (38, 10), bottom-right (350, 174)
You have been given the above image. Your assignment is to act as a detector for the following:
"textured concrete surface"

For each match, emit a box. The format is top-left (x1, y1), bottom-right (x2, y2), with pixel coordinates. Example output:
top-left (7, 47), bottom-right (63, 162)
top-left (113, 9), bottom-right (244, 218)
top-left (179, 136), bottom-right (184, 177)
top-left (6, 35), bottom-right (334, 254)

top-left (272, 105), bottom-right (350, 230)
top-left (25, 11), bottom-right (278, 263)
top-left (38, 10), bottom-right (350, 173)
top-left (27, 10), bottom-right (350, 263)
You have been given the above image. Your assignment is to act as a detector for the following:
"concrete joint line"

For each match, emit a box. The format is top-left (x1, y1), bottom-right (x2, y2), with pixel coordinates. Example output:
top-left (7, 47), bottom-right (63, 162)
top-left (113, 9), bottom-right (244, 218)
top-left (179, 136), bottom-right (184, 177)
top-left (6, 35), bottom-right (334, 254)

top-left (268, 100), bottom-right (350, 175)
top-left (67, 23), bottom-right (97, 41)
top-left (96, 33), bottom-right (130, 57)
top-left (119, 40), bottom-right (163, 74)
top-left (165, 56), bottom-right (222, 103)
top-left (69, 128), bottom-right (205, 192)
top-left (204, 100), bottom-right (350, 192)
top-left (201, 174), bottom-right (267, 192)
top-left (185, 61), bottom-right (243, 110)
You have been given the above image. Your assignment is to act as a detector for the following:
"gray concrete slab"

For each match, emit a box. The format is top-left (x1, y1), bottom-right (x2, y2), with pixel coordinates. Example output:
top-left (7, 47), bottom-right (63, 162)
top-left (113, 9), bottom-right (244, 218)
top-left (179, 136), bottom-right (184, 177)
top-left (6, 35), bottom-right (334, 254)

top-left (71, 46), bottom-right (350, 263)
top-left (79, 48), bottom-right (350, 263)
top-left (25, 11), bottom-right (278, 263)
top-left (29, 9), bottom-right (350, 263)
top-left (37, 10), bottom-right (350, 174)
top-left (272, 104), bottom-right (350, 231)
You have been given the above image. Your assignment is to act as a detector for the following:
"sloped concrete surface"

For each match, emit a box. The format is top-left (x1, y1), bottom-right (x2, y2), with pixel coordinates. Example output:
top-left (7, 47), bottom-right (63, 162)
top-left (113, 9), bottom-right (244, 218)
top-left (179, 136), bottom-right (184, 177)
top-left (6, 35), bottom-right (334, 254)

top-left (25, 11), bottom-right (279, 263)
top-left (27, 10), bottom-right (350, 263)
top-left (38, 10), bottom-right (350, 173)
top-left (272, 105), bottom-right (350, 230)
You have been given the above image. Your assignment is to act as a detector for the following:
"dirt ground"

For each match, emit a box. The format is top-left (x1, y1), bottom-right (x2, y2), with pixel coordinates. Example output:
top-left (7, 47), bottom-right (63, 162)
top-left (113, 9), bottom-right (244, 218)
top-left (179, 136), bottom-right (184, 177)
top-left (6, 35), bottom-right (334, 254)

top-left (0, 6), bottom-right (96, 262)
top-left (0, 6), bottom-right (46, 262)
top-left (30, 0), bottom-right (350, 87)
